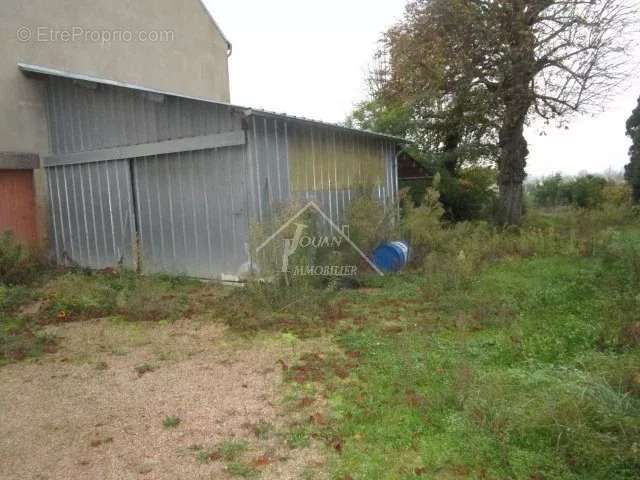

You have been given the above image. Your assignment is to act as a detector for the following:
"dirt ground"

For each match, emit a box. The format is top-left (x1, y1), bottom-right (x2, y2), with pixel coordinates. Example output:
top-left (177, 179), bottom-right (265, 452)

top-left (0, 318), bottom-right (325, 480)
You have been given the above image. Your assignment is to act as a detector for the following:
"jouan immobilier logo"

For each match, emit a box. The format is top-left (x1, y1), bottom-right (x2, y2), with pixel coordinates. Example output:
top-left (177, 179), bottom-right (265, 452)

top-left (255, 201), bottom-right (383, 278)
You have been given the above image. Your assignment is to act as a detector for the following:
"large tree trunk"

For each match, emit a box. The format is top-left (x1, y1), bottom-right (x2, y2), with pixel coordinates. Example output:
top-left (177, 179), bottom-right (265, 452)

top-left (497, 110), bottom-right (528, 225)
top-left (494, 3), bottom-right (536, 226)
top-left (442, 130), bottom-right (461, 176)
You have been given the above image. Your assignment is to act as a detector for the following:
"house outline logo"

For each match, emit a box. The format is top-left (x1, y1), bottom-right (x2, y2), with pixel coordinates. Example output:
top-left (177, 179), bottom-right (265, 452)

top-left (255, 201), bottom-right (384, 276)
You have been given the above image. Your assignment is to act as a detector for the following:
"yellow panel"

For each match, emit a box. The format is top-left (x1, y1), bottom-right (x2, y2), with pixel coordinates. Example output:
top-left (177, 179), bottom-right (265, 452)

top-left (288, 126), bottom-right (386, 193)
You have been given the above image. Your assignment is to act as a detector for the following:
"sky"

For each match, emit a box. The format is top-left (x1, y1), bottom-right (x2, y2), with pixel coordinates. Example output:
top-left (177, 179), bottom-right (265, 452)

top-left (205, 0), bottom-right (639, 179)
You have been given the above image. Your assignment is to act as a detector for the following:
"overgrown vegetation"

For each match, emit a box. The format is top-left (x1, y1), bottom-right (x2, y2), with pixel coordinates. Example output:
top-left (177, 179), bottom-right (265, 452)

top-left (262, 194), bottom-right (640, 479)
top-left (2, 182), bottom-right (639, 478)
top-left (529, 174), bottom-right (631, 209)
top-left (0, 232), bottom-right (46, 285)
top-left (0, 233), bottom-right (224, 365)
top-left (317, 228), bottom-right (640, 479)
top-left (351, 0), bottom-right (636, 224)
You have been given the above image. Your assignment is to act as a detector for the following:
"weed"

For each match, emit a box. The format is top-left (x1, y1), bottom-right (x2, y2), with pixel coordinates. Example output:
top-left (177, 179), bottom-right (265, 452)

top-left (114, 275), bottom-right (189, 322)
top-left (218, 440), bottom-right (248, 461)
top-left (162, 416), bottom-right (181, 428)
top-left (225, 460), bottom-right (259, 478)
top-left (193, 440), bottom-right (250, 468)
top-left (195, 449), bottom-right (220, 464)
top-left (0, 284), bottom-right (37, 314)
top-left (134, 363), bottom-right (156, 376)
top-left (0, 315), bottom-right (56, 364)
top-left (286, 212), bottom-right (640, 479)
top-left (222, 280), bottom-right (336, 336)
top-left (253, 421), bottom-right (272, 440)
top-left (287, 426), bottom-right (311, 449)
top-left (0, 232), bottom-right (46, 285)
top-left (44, 272), bottom-right (118, 322)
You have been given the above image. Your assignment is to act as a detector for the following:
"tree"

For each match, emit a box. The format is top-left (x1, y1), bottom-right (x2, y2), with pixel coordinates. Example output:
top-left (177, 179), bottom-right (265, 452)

top-left (626, 95), bottom-right (640, 203)
top-left (349, 0), bottom-right (500, 175)
top-left (368, 0), bottom-right (637, 224)
top-left (489, 0), bottom-right (635, 224)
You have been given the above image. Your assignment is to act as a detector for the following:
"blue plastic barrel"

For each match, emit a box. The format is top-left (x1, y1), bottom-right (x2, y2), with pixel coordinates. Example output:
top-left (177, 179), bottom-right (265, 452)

top-left (372, 241), bottom-right (409, 273)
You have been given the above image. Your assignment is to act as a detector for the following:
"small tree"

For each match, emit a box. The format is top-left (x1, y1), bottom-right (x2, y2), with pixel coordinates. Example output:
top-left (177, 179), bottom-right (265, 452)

top-left (626, 95), bottom-right (640, 203)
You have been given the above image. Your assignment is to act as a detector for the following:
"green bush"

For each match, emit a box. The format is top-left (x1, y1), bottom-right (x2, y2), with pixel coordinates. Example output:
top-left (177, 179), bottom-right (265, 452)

top-left (45, 272), bottom-right (118, 321)
top-left (529, 174), bottom-right (630, 209)
top-left (43, 270), bottom-right (208, 323)
top-left (0, 284), bottom-right (36, 314)
top-left (0, 315), bottom-right (56, 364)
top-left (0, 232), bottom-right (45, 285)
top-left (439, 167), bottom-right (498, 221)
top-left (344, 189), bottom-right (398, 256)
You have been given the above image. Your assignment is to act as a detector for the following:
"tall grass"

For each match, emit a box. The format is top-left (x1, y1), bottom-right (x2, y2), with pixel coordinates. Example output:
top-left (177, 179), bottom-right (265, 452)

top-left (0, 232), bottom-right (47, 285)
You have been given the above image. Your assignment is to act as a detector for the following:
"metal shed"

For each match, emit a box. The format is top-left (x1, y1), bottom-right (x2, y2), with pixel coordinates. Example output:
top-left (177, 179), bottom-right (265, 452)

top-left (20, 64), bottom-right (403, 280)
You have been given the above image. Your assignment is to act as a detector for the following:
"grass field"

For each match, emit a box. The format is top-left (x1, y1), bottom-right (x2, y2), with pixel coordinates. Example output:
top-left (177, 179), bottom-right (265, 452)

top-left (276, 219), bottom-right (640, 479)
top-left (1, 210), bottom-right (639, 479)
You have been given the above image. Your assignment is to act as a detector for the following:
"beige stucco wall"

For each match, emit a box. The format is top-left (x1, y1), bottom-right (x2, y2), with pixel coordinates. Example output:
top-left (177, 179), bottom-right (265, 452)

top-left (0, 0), bottom-right (231, 154)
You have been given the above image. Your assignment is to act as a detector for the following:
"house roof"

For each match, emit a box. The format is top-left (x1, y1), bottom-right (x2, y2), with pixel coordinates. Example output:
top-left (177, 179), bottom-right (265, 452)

top-left (197, 0), bottom-right (232, 54)
top-left (18, 63), bottom-right (407, 143)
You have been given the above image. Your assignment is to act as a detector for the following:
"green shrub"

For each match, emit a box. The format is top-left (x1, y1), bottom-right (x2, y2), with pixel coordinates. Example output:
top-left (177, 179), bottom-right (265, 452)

top-left (114, 275), bottom-right (189, 322)
top-left (0, 232), bottom-right (45, 285)
top-left (0, 284), bottom-right (36, 314)
top-left (401, 184), bottom-right (446, 264)
top-left (162, 415), bottom-right (181, 428)
top-left (44, 272), bottom-right (118, 321)
top-left (344, 188), bottom-right (399, 256)
top-left (603, 182), bottom-right (633, 206)
top-left (0, 315), bottom-right (56, 364)
top-left (529, 174), bottom-right (629, 210)
top-left (439, 167), bottom-right (498, 221)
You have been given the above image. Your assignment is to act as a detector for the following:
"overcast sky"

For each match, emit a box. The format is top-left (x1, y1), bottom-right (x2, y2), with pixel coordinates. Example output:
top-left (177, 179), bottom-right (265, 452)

top-left (206, 0), bottom-right (639, 178)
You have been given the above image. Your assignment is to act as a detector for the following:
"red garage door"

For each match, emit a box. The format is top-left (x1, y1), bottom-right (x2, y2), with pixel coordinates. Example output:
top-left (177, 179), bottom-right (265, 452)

top-left (0, 170), bottom-right (37, 244)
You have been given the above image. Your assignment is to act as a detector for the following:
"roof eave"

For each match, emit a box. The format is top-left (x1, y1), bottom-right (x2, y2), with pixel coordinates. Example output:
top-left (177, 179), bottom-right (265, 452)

top-left (245, 109), bottom-right (408, 143)
top-left (18, 63), bottom-right (408, 144)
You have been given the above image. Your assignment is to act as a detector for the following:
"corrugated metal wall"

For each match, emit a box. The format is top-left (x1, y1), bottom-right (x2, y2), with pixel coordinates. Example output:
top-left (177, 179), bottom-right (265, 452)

top-left (47, 160), bottom-right (135, 269)
top-left (44, 77), bottom-right (249, 277)
top-left (246, 115), bottom-right (398, 228)
top-left (45, 77), bottom-right (242, 154)
top-left (132, 148), bottom-right (248, 277)
top-left (42, 76), bottom-right (399, 279)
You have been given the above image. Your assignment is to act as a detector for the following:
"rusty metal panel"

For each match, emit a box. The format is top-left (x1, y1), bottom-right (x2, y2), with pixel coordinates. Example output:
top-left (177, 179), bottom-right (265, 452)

top-left (0, 170), bottom-right (38, 245)
top-left (46, 161), bottom-right (136, 269)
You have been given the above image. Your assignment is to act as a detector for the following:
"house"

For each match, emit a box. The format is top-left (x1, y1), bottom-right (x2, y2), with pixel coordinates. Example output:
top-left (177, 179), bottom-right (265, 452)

top-left (1, 1), bottom-right (404, 279)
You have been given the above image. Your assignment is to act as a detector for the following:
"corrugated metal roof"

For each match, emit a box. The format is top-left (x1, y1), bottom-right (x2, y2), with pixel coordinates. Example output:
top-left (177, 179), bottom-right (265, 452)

top-left (18, 63), bottom-right (407, 143)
